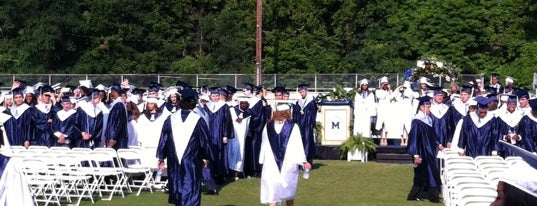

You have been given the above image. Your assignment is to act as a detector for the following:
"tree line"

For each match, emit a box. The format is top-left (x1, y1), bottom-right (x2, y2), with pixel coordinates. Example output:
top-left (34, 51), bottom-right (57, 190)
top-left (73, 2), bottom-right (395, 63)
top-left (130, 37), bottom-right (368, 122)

top-left (0, 0), bottom-right (536, 88)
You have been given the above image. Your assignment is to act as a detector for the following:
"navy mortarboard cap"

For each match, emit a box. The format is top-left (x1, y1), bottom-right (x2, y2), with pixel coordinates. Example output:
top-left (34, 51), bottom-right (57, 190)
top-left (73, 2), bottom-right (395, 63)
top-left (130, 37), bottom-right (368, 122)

top-left (148, 83), bottom-right (161, 93)
top-left (491, 73), bottom-right (500, 79)
top-left (417, 96), bottom-right (432, 107)
top-left (175, 80), bottom-right (190, 88)
top-left (272, 86), bottom-right (285, 93)
top-left (460, 85), bottom-right (473, 95)
top-left (506, 94), bottom-right (518, 104)
top-left (14, 80), bottom-right (27, 90)
top-left (110, 83), bottom-right (122, 93)
top-left (61, 95), bottom-right (71, 103)
top-left (132, 88), bottom-right (146, 95)
top-left (65, 85), bottom-right (77, 92)
top-left (219, 88), bottom-right (228, 97)
top-left (475, 96), bottom-right (490, 109)
top-left (243, 83), bottom-right (254, 91)
top-left (226, 85), bottom-right (237, 94)
top-left (39, 85), bottom-right (54, 96)
top-left (483, 86), bottom-right (497, 95)
top-left (486, 94), bottom-right (498, 102)
top-left (12, 87), bottom-right (24, 96)
top-left (516, 89), bottom-right (530, 99)
top-left (209, 87), bottom-right (220, 95)
top-left (429, 86), bottom-right (444, 96)
top-left (179, 88), bottom-right (198, 100)
top-left (90, 88), bottom-right (100, 99)
top-left (530, 99), bottom-right (537, 111)
top-left (297, 83), bottom-right (309, 91)
top-left (255, 85), bottom-right (264, 95)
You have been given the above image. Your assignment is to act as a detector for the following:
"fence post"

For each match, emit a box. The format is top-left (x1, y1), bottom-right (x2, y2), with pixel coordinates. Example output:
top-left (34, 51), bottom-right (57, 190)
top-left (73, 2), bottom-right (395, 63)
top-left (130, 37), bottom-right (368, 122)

top-left (355, 73), bottom-right (358, 88)
top-left (314, 74), bottom-right (318, 92)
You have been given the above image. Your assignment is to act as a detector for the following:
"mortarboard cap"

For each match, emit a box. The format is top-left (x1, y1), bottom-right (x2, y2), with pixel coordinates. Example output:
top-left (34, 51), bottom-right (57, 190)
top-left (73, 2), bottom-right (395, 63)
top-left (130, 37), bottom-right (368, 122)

top-left (199, 94), bottom-right (210, 102)
top-left (79, 80), bottom-right (93, 88)
top-left (132, 88), bottom-right (146, 95)
top-left (175, 80), bottom-right (190, 89)
top-left (12, 88), bottom-right (24, 96)
top-left (475, 96), bottom-right (490, 109)
top-left (428, 86), bottom-right (444, 96)
top-left (359, 78), bottom-right (369, 86)
top-left (417, 96), bottom-right (432, 107)
top-left (491, 73), bottom-right (500, 79)
top-left (51, 83), bottom-right (61, 91)
top-left (530, 99), bottom-right (537, 111)
top-left (219, 88), bottom-right (228, 98)
top-left (90, 88), bottom-right (100, 99)
top-left (39, 85), bottom-right (54, 96)
top-left (297, 84), bottom-right (309, 91)
top-left (486, 94), bottom-right (498, 102)
top-left (276, 104), bottom-right (291, 111)
top-left (180, 88), bottom-right (198, 100)
top-left (506, 76), bottom-right (514, 84)
top-left (24, 86), bottom-right (34, 94)
top-left (516, 89), bottom-right (530, 99)
top-left (506, 94), bottom-right (518, 104)
top-left (209, 87), bottom-right (220, 95)
top-left (226, 85), bottom-right (237, 94)
top-left (256, 85), bottom-right (264, 95)
top-left (483, 86), bottom-right (497, 95)
top-left (15, 80), bottom-right (27, 90)
top-left (460, 85), bottom-right (473, 95)
top-left (243, 83), bottom-right (254, 91)
top-left (419, 77), bottom-right (433, 87)
top-left (379, 76), bottom-right (389, 84)
top-left (61, 95), bottom-right (71, 103)
top-left (272, 86), bottom-right (285, 94)
top-left (110, 83), bottom-right (122, 93)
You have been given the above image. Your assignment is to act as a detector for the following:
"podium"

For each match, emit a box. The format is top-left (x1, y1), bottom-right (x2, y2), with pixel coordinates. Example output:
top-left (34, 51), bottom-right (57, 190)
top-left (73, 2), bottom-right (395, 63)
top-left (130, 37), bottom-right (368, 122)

top-left (319, 100), bottom-right (352, 145)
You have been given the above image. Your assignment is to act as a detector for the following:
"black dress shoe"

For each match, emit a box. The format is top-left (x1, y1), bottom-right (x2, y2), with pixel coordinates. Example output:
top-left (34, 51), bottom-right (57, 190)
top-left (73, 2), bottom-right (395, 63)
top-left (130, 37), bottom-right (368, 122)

top-left (205, 190), bottom-right (218, 195)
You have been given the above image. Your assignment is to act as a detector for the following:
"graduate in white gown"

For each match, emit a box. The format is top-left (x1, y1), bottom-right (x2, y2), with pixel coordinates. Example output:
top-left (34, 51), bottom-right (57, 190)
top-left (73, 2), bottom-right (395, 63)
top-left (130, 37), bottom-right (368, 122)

top-left (259, 104), bottom-right (311, 206)
top-left (375, 76), bottom-right (396, 146)
top-left (353, 79), bottom-right (376, 138)
top-left (227, 98), bottom-right (251, 180)
top-left (137, 96), bottom-right (170, 148)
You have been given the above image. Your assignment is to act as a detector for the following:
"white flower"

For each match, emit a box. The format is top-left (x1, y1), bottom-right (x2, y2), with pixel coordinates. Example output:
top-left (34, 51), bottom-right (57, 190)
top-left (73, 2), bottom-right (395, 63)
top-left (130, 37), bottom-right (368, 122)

top-left (436, 61), bottom-right (444, 68)
top-left (417, 60), bottom-right (425, 68)
top-left (445, 76), bottom-right (451, 82)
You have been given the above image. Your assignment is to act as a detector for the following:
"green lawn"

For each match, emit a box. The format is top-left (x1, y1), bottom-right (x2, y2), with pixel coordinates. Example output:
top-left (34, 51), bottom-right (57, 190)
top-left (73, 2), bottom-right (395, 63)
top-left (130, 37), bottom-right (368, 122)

top-left (80, 160), bottom-right (441, 206)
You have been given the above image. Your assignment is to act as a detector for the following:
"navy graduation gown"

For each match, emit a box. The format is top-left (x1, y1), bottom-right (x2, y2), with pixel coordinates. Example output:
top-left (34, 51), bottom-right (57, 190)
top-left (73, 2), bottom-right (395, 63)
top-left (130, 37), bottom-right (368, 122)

top-left (156, 110), bottom-right (214, 206)
top-left (245, 98), bottom-right (268, 175)
top-left (520, 115), bottom-right (537, 152)
top-left (458, 113), bottom-right (498, 158)
top-left (31, 104), bottom-right (55, 147)
top-left (496, 111), bottom-right (524, 157)
top-left (104, 99), bottom-right (129, 150)
top-left (74, 104), bottom-right (103, 148)
top-left (430, 104), bottom-right (454, 147)
top-left (407, 114), bottom-right (441, 188)
top-left (161, 102), bottom-right (179, 114)
top-left (51, 109), bottom-right (77, 147)
top-left (292, 96), bottom-right (317, 163)
top-left (3, 104), bottom-right (33, 146)
top-left (204, 101), bottom-right (233, 177)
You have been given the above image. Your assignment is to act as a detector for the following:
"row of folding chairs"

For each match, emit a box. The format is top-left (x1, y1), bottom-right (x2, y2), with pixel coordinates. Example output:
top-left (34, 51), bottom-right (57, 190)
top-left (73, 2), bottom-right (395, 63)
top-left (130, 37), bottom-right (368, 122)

top-left (5, 147), bottom-right (160, 206)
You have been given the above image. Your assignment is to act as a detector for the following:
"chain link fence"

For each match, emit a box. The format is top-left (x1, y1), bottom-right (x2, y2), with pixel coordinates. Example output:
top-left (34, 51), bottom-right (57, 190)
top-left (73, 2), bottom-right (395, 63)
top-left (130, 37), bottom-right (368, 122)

top-left (0, 73), bottom-right (489, 92)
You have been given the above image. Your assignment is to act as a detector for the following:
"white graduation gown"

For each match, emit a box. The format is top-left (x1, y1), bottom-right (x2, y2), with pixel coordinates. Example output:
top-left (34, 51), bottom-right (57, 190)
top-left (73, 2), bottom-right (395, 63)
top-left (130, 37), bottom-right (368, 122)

top-left (227, 108), bottom-right (250, 172)
top-left (353, 91), bottom-right (376, 137)
top-left (259, 123), bottom-right (306, 204)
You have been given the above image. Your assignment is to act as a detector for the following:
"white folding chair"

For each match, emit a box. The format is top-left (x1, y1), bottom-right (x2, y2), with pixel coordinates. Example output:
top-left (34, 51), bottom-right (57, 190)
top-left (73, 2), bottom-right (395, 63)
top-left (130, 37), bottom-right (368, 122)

top-left (21, 158), bottom-right (61, 206)
top-left (49, 146), bottom-right (71, 151)
top-left (117, 149), bottom-right (154, 195)
top-left (27, 145), bottom-right (49, 151)
top-left (88, 151), bottom-right (126, 200)
top-left (54, 155), bottom-right (95, 206)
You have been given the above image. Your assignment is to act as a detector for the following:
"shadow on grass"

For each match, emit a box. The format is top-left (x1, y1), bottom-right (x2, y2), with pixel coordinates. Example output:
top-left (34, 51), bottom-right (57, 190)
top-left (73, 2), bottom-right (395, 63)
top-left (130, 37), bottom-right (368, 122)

top-left (312, 163), bottom-right (325, 170)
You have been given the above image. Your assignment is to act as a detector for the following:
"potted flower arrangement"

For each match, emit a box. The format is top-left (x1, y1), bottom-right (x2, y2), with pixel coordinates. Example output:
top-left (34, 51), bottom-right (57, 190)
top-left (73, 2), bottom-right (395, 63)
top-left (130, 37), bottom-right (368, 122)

top-left (338, 134), bottom-right (376, 162)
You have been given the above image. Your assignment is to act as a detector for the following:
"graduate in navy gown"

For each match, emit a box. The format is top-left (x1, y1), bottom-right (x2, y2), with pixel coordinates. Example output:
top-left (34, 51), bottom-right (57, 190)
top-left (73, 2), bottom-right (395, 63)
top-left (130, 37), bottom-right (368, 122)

top-left (74, 89), bottom-right (103, 148)
top-left (51, 95), bottom-right (77, 147)
top-left (457, 96), bottom-right (499, 157)
top-left (3, 87), bottom-right (33, 148)
top-left (31, 85), bottom-right (56, 147)
top-left (496, 95), bottom-right (525, 157)
top-left (292, 84), bottom-right (317, 164)
top-left (104, 84), bottom-right (129, 150)
top-left (245, 84), bottom-right (268, 177)
top-left (519, 99), bottom-right (537, 153)
top-left (156, 88), bottom-right (214, 206)
top-left (204, 88), bottom-right (233, 182)
top-left (407, 96), bottom-right (441, 203)
top-left (430, 87), bottom-right (454, 150)
top-left (162, 89), bottom-right (180, 114)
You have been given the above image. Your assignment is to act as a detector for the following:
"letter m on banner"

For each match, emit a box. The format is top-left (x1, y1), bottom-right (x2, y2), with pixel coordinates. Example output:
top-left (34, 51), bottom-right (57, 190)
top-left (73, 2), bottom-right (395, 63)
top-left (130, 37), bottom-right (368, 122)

top-left (331, 121), bottom-right (340, 129)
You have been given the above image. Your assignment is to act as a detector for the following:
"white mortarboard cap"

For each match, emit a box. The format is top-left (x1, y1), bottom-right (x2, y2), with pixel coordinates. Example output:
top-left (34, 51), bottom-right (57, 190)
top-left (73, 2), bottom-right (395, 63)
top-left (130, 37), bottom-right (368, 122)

top-left (60, 87), bottom-right (71, 94)
top-left (51, 83), bottom-right (61, 90)
top-left (146, 95), bottom-right (158, 104)
top-left (199, 94), bottom-right (210, 102)
top-left (129, 95), bottom-right (139, 103)
top-left (79, 80), bottom-right (93, 88)
top-left (276, 104), bottom-right (291, 111)
top-left (506, 76), bottom-right (514, 84)
top-left (166, 88), bottom-right (178, 98)
top-left (25, 86), bottom-right (34, 94)
top-left (403, 81), bottom-right (412, 88)
top-left (468, 99), bottom-right (477, 106)
top-left (419, 77), bottom-right (432, 86)
top-left (359, 78), bottom-right (369, 85)
top-left (379, 76), bottom-right (389, 84)
top-left (95, 84), bottom-right (106, 91)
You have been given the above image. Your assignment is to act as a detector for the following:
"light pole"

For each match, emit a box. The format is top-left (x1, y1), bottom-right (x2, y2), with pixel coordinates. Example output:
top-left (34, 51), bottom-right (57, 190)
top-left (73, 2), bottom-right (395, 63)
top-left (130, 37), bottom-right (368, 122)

top-left (255, 0), bottom-right (263, 86)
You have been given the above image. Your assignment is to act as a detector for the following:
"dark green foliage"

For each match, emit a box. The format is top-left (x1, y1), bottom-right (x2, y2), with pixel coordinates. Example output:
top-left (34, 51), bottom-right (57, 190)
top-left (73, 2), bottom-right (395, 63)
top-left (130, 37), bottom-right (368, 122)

top-left (0, 0), bottom-right (536, 87)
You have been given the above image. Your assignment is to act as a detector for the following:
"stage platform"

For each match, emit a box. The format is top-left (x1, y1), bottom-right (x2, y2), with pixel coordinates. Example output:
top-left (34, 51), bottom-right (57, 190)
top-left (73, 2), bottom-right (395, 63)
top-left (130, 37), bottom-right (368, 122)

top-left (315, 139), bottom-right (412, 164)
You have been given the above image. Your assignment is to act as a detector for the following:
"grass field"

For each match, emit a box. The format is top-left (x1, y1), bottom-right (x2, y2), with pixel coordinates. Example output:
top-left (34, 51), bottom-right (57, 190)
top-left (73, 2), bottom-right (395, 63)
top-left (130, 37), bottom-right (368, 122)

top-left (80, 160), bottom-right (442, 206)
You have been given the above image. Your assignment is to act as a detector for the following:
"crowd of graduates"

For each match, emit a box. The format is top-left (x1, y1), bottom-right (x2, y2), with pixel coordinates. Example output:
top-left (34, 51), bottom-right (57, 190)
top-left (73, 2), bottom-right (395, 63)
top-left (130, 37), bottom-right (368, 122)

top-left (0, 78), bottom-right (318, 206)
